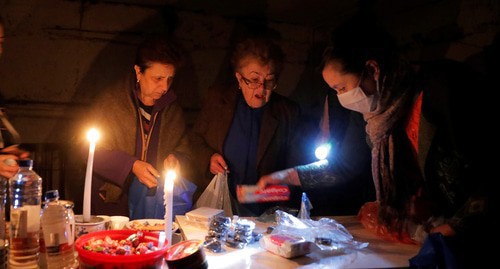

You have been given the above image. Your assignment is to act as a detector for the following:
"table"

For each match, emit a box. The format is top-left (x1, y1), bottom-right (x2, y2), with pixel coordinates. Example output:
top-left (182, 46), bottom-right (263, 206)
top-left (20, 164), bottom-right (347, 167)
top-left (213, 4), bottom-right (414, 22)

top-left (175, 215), bottom-right (420, 268)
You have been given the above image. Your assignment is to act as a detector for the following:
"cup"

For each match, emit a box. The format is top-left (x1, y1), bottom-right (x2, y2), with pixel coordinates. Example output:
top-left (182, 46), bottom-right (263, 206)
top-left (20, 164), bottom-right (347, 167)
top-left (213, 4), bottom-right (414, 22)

top-left (109, 216), bottom-right (129, 230)
top-left (172, 231), bottom-right (183, 245)
top-left (75, 215), bottom-right (107, 239)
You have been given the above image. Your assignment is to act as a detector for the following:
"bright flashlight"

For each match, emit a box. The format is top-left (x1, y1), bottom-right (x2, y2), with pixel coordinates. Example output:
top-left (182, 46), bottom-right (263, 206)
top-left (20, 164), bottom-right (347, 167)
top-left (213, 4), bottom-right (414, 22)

top-left (315, 143), bottom-right (331, 160)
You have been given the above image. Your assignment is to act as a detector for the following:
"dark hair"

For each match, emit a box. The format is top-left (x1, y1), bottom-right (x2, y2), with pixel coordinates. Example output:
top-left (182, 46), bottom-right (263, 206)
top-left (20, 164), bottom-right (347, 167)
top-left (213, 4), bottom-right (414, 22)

top-left (322, 21), bottom-right (397, 76)
top-left (134, 36), bottom-right (183, 72)
top-left (230, 37), bottom-right (285, 76)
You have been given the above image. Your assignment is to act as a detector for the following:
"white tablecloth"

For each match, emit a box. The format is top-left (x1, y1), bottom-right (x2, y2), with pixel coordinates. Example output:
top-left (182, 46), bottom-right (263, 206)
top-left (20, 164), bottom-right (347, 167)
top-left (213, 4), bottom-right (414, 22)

top-left (175, 215), bottom-right (420, 268)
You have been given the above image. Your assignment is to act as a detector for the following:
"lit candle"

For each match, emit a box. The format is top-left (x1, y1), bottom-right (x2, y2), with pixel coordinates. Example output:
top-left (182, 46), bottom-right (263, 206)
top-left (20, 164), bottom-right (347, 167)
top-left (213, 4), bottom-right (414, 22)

top-left (164, 170), bottom-right (176, 247)
top-left (83, 128), bottom-right (100, 222)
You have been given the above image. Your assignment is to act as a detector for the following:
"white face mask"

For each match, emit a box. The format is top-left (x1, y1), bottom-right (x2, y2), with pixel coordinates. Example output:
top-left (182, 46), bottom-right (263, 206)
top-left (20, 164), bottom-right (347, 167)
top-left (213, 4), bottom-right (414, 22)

top-left (338, 78), bottom-right (379, 113)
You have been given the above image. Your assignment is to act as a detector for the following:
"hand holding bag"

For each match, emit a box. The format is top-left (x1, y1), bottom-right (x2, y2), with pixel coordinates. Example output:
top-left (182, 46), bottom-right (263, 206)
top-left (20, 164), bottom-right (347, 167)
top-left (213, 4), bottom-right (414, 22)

top-left (194, 172), bottom-right (233, 217)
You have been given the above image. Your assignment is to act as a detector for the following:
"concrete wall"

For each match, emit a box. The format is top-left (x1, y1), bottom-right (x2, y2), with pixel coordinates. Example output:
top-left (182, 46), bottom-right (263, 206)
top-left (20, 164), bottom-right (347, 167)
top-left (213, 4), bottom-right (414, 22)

top-left (0, 0), bottom-right (498, 209)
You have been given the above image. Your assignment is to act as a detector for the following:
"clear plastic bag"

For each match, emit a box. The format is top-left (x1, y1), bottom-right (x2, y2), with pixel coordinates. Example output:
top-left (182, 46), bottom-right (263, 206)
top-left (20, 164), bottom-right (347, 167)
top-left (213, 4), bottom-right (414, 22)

top-left (267, 194), bottom-right (367, 253)
top-left (194, 172), bottom-right (233, 217)
top-left (272, 210), bottom-right (368, 252)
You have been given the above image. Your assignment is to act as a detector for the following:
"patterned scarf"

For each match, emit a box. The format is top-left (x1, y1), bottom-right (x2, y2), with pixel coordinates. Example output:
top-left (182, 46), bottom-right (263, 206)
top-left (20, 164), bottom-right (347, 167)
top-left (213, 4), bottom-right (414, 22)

top-left (364, 58), bottom-right (423, 233)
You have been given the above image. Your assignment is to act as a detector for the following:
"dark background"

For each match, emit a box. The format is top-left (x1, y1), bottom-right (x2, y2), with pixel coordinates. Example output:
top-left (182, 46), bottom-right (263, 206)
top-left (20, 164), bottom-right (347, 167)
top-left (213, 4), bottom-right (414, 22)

top-left (0, 0), bottom-right (498, 213)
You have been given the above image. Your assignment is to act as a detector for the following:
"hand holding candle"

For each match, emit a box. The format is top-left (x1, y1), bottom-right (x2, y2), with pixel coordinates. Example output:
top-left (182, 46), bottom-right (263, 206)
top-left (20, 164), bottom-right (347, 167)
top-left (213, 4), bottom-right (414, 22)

top-left (83, 128), bottom-right (100, 222)
top-left (164, 169), bottom-right (176, 247)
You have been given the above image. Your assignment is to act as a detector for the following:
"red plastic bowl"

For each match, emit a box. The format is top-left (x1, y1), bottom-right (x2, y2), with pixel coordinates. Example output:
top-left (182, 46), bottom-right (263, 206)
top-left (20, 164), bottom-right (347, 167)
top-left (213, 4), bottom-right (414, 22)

top-left (75, 230), bottom-right (168, 269)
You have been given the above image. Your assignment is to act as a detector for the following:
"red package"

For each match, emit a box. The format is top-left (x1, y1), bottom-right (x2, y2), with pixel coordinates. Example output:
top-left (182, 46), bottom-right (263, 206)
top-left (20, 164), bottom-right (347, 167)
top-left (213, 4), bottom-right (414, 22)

top-left (236, 185), bottom-right (290, 203)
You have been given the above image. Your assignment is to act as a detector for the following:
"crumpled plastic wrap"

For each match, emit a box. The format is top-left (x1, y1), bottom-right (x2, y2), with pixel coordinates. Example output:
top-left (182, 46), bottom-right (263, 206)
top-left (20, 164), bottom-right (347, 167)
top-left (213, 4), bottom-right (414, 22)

top-left (298, 192), bottom-right (313, 220)
top-left (272, 210), bottom-right (368, 251)
top-left (265, 192), bottom-right (368, 254)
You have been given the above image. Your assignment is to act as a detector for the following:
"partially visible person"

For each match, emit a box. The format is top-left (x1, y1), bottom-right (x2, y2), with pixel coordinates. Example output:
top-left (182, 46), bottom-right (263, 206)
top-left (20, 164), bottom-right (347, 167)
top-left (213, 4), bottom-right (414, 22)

top-left (189, 36), bottom-right (304, 216)
top-left (80, 36), bottom-right (196, 219)
top-left (0, 15), bottom-right (30, 178)
top-left (258, 21), bottom-right (493, 267)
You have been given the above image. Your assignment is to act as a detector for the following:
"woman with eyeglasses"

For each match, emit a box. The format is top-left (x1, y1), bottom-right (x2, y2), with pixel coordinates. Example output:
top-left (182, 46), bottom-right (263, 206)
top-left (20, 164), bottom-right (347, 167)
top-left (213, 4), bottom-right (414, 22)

top-left (190, 36), bottom-right (303, 216)
top-left (79, 36), bottom-right (196, 219)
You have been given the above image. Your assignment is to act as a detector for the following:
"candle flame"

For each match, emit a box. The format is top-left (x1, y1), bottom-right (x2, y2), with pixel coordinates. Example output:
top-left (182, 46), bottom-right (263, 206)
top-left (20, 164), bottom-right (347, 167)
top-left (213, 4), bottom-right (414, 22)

top-left (166, 170), bottom-right (177, 181)
top-left (87, 128), bottom-right (100, 143)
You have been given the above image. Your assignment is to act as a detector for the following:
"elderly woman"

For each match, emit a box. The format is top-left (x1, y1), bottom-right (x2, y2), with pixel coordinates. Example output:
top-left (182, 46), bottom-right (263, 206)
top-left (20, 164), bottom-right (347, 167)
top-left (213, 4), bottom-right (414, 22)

top-left (83, 36), bottom-right (196, 219)
top-left (190, 37), bottom-right (303, 216)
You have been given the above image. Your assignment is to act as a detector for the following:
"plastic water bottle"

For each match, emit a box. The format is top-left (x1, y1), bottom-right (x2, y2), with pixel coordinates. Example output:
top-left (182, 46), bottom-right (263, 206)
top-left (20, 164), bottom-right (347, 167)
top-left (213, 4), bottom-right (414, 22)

top-left (0, 176), bottom-right (7, 269)
top-left (40, 190), bottom-right (77, 269)
top-left (8, 159), bottom-right (42, 268)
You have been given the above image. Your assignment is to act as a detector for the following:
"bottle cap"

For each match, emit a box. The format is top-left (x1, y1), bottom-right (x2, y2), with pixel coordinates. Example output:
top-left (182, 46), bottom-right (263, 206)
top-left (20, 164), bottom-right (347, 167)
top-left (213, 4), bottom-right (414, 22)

top-left (45, 189), bottom-right (60, 200)
top-left (18, 159), bottom-right (33, 168)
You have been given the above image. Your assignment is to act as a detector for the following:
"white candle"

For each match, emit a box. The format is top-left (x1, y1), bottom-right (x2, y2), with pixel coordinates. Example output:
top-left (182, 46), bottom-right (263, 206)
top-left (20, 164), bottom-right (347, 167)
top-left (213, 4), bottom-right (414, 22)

top-left (164, 170), bottom-right (175, 247)
top-left (83, 128), bottom-right (100, 222)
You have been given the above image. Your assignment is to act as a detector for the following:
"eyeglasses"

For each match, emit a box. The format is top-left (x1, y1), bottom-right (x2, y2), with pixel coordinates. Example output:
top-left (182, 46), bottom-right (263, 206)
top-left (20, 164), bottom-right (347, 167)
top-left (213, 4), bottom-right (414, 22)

top-left (238, 73), bottom-right (277, 90)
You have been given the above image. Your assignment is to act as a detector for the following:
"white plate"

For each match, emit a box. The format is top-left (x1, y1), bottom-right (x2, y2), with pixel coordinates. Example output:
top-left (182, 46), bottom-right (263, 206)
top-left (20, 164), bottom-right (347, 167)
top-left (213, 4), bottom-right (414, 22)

top-left (126, 219), bottom-right (179, 232)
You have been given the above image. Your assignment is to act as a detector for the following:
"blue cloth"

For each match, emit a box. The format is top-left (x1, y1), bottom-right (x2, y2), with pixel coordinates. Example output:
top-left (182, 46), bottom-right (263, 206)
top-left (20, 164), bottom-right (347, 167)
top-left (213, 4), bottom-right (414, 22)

top-left (128, 176), bottom-right (197, 220)
top-left (223, 95), bottom-right (263, 198)
top-left (409, 233), bottom-right (458, 269)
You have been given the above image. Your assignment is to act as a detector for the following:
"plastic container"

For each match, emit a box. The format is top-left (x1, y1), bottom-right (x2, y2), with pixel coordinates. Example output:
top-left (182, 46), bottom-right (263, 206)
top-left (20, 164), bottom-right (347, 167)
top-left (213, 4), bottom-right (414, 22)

top-left (165, 240), bottom-right (207, 269)
top-left (40, 190), bottom-right (77, 269)
top-left (8, 159), bottom-right (42, 268)
top-left (75, 230), bottom-right (169, 269)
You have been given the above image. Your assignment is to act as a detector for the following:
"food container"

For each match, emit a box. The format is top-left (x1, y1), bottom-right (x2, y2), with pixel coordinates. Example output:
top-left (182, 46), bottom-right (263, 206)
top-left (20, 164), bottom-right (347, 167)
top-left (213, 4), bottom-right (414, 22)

top-left (75, 230), bottom-right (169, 269)
top-left (260, 233), bottom-right (313, 258)
top-left (75, 215), bottom-right (107, 239)
top-left (165, 240), bottom-right (207, 269)
top-left (126, 219), bottom-right (179, 233)
top-left (185, 207), bottom-right (224, 228)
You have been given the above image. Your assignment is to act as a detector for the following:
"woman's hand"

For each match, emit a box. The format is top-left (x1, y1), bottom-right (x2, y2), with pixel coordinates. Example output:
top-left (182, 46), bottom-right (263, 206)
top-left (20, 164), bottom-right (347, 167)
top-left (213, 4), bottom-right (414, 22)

top-left (210, 153), bottom-right (228, 175)
top-left (1, 145), bottom-right (30, 159)
top-left (0, 154), bottom-right (20, 178)
top-left (132, 160), bottom-right (160, 188)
